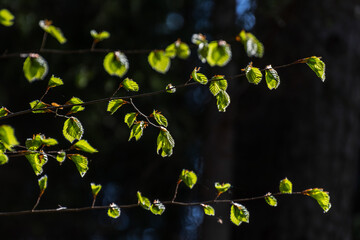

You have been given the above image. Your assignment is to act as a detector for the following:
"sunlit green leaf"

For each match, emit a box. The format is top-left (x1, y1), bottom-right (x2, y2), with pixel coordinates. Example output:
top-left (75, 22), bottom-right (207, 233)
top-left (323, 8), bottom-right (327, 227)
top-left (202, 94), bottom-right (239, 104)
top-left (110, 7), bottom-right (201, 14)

top-left (215, 182), bottom-right (231, 194)
top-left (201, 204), bottom-right (215, 216)
top-left (265, 65), bottom-right (280, 90)
top-left (66, 97), bottom-right (85, 115)
top-left (165, 39), bottom-right (190, 59)
top-left (39, 20), bottom-right (67, 44)
top-left (150, 200), bottom-right (165, 215)
top-left (152, 110), bottom-right (168, 127)
top-left (56, 151), bottom-right (66, 164)
top-left (0, 153), bottom-right (8, 165)
top-left (67, 154), bottom-right (89, 177)
top-left (38, 175), bottom-right (48, 193)
top-left (29, 100), bottom-right (50, 114)
top-left (91, 183), bottom-right (102, 197)
top-left (303, 188), bottom-right (331, 213)
top-left (236, 30), bottom-right (264, 58)
top-left (124, 112), bottom-right (137, 128)
top-left (129, 121), bottom-right (145, 141)
top-left (265, 193), bottom-right (277, 207)
top-left (191, 33), bottom-right (208, 63)
top-left (166, 84), bottom-right (176, 93)
top-left (245, 62), bottom-right (262, 85)
top-left (62, 117), bottom-right (84, 143)
top-left (103, 51), bottom-right (129, 78)
top-left (279, 178), bottom-right (292, 194)
top-left (107, 203), bottom-right (121, 218)
top-left (148, 50), bottom-right (171, 74)
top-left (216, 90), bottom-right (230, 112)
top-left (41, 137), bottom-right (58, 147)
top-left (48, 75), bottom-right (64, 88)
top-left (72, 139), bottom-right (98, 153)
top-left (179, 169), bottom-right (197, 189)
top-left (122, 78), bottom-right (139, 92)
top-left (0, 125), bottom-right (19, 150)
top-left (209, 76), bottom-right (227, 96)
top-left (137, 191), bottom-right (151, 210)
top-left (90, 30), bottom-right (110, 41)
top-left (107, 99), bottom-right (127, 115)
top-left (23, 54), bottom-right (48, 82)
top-left (191, 67), bottom-right (208, 85)
top-left (25, 136), bottom-right (42, 151)
top-left (0, 107), bottom-right (10, 118)
top-left (206, 40), bottom-right (232, 67)
top-left (305, 56), bottom-right (326, 82)
top-left (230, 203), bottom-right (250, 226)
top-left (156, 128), bottom-right (175, 157)
top-left (0, 9), bottom-right (14, 27)
top-left (25, 152), bottom-right (48, 176)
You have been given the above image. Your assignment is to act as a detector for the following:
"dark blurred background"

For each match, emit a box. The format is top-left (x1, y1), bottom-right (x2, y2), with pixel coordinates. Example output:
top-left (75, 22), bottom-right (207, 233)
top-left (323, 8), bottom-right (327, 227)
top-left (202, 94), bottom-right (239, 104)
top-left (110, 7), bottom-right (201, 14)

top-left (0, 0), bottom-right (359, 239)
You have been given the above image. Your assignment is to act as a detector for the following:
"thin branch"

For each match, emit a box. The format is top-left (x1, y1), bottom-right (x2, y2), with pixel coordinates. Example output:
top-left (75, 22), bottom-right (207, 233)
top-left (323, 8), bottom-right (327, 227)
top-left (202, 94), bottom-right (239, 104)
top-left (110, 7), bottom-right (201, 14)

top-left (129, 98), bottom-right (161, 129)
top-left (39, 32), bottom-right (48, 51)
top-left (171, 179), bottom-right (182, 202)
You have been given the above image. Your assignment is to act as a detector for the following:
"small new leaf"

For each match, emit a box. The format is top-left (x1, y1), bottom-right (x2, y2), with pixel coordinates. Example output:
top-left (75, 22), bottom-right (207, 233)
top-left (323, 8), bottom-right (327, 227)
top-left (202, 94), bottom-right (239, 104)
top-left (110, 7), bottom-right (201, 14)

top-left (38, 175), bottom-right (48, 193)
top-left (129, 121), bottom-right (145, 141)
top-left (245, 62), bottom-right (262, 85)
top-left (191, 67), bottom-right (208, 85)
top-left (152, 110), bottom-right (168, 127)
top-left (306, 56), bottom-right (326, 82)
top-left (90, 30), bottom-right (110, 42)
top-left (0, 153), bottom-right (8, 165)
top-left (67, 154), bottom-right (89, 177)
top-left (90, 183), bottom-right (102, 197)
top-left (215, 182), bottom-right (231, 194)
top-left (122, 78), bottom-right (139, 92)
top-left (303, 188), bottom-right (331, 213)
top-left (107, 99), bottom-right (127, 115)
top-left (103, 51), bottom-right (129, 78)
top-left (0, 125), bottom-right (19, 150)
top-left (279, 178), bottom-right (293, 194)
top-left (25, 153), bottom-right (48, 176)
top-left (201, 204), bottom-right (215, 216)
top-left (216, 90), bottom-right (231, 112)
top-left (150, 201), bottom-right (165, 215)
top-left (156, 128), bottom-right (175, 157)
top-left (39, 20), bottom-right (67, 44)
top-left (23, 55), bottom-right (48, 83)
top-left (62, 117), bottom-right (84, 143)
top-left (29, 100), bottom-right (50, 114)
top-left (166, 84), bottom-right (176, 93)
top-left (265, 65), bottom-right (280, 90)
top-left (56, 151), bottom-right (66, 164)
top-left (72, 139), bottom-right (98, 153)
top-left (148, 50), bottom-right (171, 74)
top-left (48, 75), bottom-right (64, 88)
top-left (0, 9), bottom-right (15, 27)
top-left (265, 193), bottom-right (277, 207)
top-left (107, 203), bottom-right (121, 218)
top-left (179, 169), bottom-right (197, 189)
top-left (209, 76), bottom-right (228, 96)
top-left (66, 97), bottom-right (85, 115)
top-left (137, 191), bottom-right (151, 210)
top-left (236, 30), bottom-right (264, 58)
top-left (124, 112), bottom-right (137, 128)
top-left (206, 40), bottom-right (232, 67)
top-left (0, 107), bottom-right (10, 117)
top-left (230, 203), bottom-right (250, 226)
top-left (165, 39), bottom-right (191, 59)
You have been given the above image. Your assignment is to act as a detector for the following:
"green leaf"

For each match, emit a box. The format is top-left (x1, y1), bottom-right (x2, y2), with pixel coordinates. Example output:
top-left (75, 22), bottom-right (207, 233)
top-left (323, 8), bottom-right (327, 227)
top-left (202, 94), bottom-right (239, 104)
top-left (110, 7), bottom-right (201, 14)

top-left (179, 169), bottom-right (197, 189)
top-left (216, 90), bottom-right (231, 112)
top-left (152, 110), bottom-right (168, 127)
top-left (265, 65), bottom-right (280, 90)
top-left (166, 84), bottom-right (176, 93)
top-left (0, 9), bottom-right (15, 27)
top-left (39, 20), bottom-right (67, 44)
top-left (25, 152), bottom-right (48, 176)
top-left (107, 203), bottom-right (121, 218)
top-left (201, 204), bottom-right (215, 216)
top-left (165, 39), bottom-right (191, 59)
top-left (148, 50), bottom-right (171, 74)
top-left (25, 135), bottom-right (42, 151)
top-left (0, 153), bottom-right (8, 165)
top-left (137, 191), bottom-right (151, 210)
top-left (191, 33), bottom-right (207, 45)
top-left (41, 137), bottom-right (58, 147)
top-left (23, 55), bottom-right (48, 83)
top-left (72, 139), bottom-right (98, 153)
top-left (124, 112), bottom-right (137, 128)
top-left (206, 40), bottom-right (232, 67)
top-left (90, 183), bottom-right (102, 197)
top-left (103, 51), bottom-right (129, 78)
top-left (215, 182), bottom-right (231, 194)
top-left (156, 128), bottom-right (175, 157)
top-left (38, 175), bottom-right (48, 193)
top-left (122, 78), bottom-right (139, 92)
top-left (230, 203), bottom-right (250, 226)
top-left (67, 154), bottom-right (89, 177)
top-left (191, 34), bottom-right (208, 63)
top-left (90, 30), bottom-right (110, 41)
top-left (107, 99), bottom-right (127, 115)
top-left (236, 30), bottom-right (264, 58)
top-left (48, 75), bottom-right (64, 88)
top-left (209, 76), bottom-right (228, 96)
top-left (56, 151), bottom-right (66, 164)
top-left (303, 188), bottom-right (331, 213)
top-left (191, 67), bottom-right (208, 85)
top-left (305, 56), bottom-right (326, 82)
top-left (0, 107), bottom-right (10, 117)
top-left (29, 100), bottom-right (50, 114)
top-left (129, 121), bottom-right (145, 141)
top-left (265, 193), bottom-right (277, 207)
top-left (150, 200), bottom-right (165, 215)
top-left (66, 97), bottom-right (85, 115)
top-left (245, 62), bottom-right (262, 85)
top-left (62, 117), bottom-right (84, 143)
top-left (279, 178), bottom-right (293, 194)
top-left (0, 125), bottom-right (19, 150)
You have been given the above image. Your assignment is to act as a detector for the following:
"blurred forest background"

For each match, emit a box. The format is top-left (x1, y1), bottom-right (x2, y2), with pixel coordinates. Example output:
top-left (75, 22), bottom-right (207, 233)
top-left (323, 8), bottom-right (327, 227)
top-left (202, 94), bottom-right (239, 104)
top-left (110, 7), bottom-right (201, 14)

top-left (0, 0), bottom-right (360, 239)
